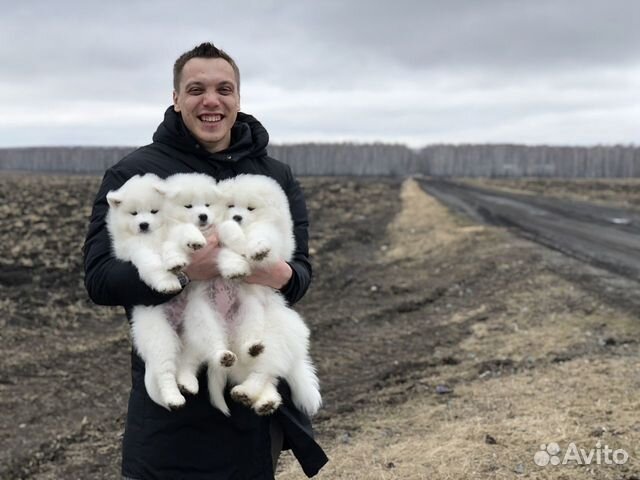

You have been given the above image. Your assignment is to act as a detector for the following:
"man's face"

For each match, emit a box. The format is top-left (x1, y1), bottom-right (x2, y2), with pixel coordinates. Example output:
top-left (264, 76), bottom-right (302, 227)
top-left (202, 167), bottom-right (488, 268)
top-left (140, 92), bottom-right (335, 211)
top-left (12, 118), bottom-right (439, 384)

top-left (173, 57), bottom-right (240, 153)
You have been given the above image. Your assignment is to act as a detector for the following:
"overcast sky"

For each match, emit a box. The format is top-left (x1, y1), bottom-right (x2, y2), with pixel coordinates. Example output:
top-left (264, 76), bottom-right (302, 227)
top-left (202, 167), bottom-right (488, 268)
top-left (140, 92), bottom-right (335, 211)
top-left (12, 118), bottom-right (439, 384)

top-left (1, 0), bottom-right (638, 148)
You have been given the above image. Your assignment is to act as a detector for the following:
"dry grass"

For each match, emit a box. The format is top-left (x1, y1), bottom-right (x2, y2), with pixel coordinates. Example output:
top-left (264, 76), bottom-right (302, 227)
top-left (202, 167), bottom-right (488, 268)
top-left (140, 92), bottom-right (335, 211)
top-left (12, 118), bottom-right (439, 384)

top-left (279, 356), bottom-right (640, 479)
top-left (277, 178), bottom-right (640, 479)
top-left (385, 178), bottom-right (487, 260)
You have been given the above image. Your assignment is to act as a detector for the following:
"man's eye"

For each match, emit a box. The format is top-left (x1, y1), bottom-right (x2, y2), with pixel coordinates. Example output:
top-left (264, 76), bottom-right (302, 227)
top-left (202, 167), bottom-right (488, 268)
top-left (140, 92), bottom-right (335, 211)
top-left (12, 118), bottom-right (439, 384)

top-left (151, 209), bottom-right (159, 214)
top-left (248, 207), bottom-right (255, 212)
top-left (185, 204), bottom-right (193, 209)
top-left (130, 211), bottom-right (138, 216)
top-left (188, 89), bottom-right (203, 95)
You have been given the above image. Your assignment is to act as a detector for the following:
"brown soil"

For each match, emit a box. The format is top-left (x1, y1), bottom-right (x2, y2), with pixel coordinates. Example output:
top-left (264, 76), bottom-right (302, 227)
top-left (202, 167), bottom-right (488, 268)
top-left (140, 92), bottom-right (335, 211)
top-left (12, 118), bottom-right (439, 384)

top-left (1, 173), bottom-right (640, 479)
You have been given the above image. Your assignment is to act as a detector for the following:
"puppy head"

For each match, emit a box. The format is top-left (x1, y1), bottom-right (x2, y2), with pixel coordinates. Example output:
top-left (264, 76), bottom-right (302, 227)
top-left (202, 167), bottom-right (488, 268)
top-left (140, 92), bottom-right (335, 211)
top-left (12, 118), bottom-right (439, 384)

top-left (162, 173), bottom-right (221, 230)
top-left (106, 174), bottom-right (166, 236)
top-left (217, 174), bottom-right (290, 227)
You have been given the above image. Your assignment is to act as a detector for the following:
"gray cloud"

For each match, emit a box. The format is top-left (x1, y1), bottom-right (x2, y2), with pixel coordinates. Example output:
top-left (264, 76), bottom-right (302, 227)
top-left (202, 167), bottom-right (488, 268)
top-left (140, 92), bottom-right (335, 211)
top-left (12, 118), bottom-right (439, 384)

top-left (0, 0), bottom-right (637, 147)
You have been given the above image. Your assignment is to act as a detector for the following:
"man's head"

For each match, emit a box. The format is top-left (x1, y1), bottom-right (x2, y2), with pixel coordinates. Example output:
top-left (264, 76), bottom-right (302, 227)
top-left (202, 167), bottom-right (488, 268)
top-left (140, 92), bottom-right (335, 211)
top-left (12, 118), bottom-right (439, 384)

top-left (172, 43), bottom-right (241, 153)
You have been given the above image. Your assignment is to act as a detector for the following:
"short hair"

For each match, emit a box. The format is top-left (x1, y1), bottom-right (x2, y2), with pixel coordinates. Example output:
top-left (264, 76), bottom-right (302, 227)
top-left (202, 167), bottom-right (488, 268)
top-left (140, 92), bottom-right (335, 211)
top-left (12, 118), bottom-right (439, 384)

top-left (173, 42), bottom-right (240, 93)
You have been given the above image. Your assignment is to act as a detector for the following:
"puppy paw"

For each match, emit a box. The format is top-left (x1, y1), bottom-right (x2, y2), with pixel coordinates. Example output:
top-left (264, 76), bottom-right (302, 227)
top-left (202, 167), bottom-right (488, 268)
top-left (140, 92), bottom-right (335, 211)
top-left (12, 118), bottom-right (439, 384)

top-left (152, 275), bottom-right (182, 294)
top-left (177, 372), bottom-right (199, 395)
top-left (246, 341), bottom-right (265, 358)
top-left (186, 238), bottom-right (206, 251)
top-left (254, 395), bottom-right (281, 416)
top-left (218, 259), bottom-right (251, 279)
top-left (248, 239), bottom-right (271, 262)
top-left (231, 385), bottom-right (254, 407)
top-left (164, 254), bottom-right (189, 272)
top-left (217, 350), bottom-right (237, 368)
top-left (160, 388), bottom-right (186, 410)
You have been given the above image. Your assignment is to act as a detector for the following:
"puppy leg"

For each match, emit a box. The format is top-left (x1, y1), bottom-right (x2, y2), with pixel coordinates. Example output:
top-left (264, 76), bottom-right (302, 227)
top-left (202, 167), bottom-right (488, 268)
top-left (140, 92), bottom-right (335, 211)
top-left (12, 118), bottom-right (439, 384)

top-left (246, 223), bottom-right (284, 263)
top-left (234, 290), bottom-right (267, 361)
top-left (176, 223), bottom-right (207, 251)
top-left (175, 349), bottom-right (200, 396)
top-left (253, 380), bottom-right (282, 416)
top-left (217, 220), bottom-right (248, 252)
top-left (133, 247), bottom-right (182, 293)
top-left (131, 305), bottom-right (185, 410)
top-left (231, 372), bottom-right (281, 415)
top-left (217, 248), bottom-right (251, 279)
top-left (162, 239), bottom-right (190, 272)
top-left (181, 284), bottom-right (234, 415)
top-left (230, 371), bottom-right (269, 407)
top-left (246, 237), bottom-right (271, 262)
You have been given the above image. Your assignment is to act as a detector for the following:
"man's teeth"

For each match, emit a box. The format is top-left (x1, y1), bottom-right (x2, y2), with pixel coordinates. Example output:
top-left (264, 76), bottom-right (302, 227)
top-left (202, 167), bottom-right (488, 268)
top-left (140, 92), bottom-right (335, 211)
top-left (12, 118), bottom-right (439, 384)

top-left (200, 114), bottom-right (222, 122)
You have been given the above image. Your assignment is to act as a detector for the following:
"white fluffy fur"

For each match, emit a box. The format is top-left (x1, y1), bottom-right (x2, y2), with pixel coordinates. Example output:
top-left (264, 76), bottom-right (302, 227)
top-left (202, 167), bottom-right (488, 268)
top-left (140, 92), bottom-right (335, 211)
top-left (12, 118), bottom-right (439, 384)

top-left (107, 172), bottom-right (321, 418)
top-left (107, 173), bottom-right (234, 413)
top-left (106, 174), bottom-right (182, 294)
top-left (160, 173), bottom-right (237, 415)
top-left (215, 174), bottom-right (322, 417)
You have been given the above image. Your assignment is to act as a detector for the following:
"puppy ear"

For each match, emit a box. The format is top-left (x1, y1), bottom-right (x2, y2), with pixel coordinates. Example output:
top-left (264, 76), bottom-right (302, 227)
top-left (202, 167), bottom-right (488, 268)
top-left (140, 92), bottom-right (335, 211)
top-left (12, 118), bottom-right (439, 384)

top-left (153, 182), bottom-right (168, 196)
top-left (106, 191), bottom-right (122, 208)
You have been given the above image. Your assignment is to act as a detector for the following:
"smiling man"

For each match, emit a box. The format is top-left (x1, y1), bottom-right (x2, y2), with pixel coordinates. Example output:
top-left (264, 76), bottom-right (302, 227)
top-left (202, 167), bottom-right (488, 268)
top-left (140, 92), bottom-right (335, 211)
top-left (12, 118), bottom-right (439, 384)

top-left (83, 42), bottom-right (327, 479)
top-left (172, 56), bottom-right (240, 154)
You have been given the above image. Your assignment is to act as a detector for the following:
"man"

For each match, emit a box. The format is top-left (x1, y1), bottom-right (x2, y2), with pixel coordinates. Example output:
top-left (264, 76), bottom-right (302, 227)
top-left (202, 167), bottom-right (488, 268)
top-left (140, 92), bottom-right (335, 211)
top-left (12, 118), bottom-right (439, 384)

top-left (84, 42), bottom-right (327, 480)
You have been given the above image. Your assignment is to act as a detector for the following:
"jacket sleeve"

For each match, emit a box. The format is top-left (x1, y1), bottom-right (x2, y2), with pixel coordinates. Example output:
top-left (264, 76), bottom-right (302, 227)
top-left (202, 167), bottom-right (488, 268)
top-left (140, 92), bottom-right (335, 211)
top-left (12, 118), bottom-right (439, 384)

top-left (83, 167), bottom-right (178, 308)
top-left (278, 165), bottom-right (312, 305)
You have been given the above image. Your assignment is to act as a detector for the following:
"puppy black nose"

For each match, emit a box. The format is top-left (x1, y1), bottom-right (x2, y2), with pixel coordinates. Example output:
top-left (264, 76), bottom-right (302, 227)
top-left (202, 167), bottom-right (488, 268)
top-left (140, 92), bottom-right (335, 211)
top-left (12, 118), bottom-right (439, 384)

top-left (233, 215), bottom-right (242, 223)
top-left (199, 213), bottom-right (208, 222)
top-left (139, 222), bottom-right (149, 231)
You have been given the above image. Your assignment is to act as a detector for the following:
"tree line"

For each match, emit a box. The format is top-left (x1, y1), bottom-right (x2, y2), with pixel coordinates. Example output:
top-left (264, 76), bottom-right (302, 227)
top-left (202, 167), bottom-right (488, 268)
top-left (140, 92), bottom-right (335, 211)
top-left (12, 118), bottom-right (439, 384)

top-left (1, 144), bottom-right (638, 177)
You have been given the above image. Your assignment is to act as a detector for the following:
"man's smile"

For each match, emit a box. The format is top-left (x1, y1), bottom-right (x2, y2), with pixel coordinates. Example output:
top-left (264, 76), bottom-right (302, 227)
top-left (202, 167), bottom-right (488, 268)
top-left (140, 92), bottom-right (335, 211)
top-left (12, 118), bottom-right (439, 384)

top-left (198, 114), bottom-right (223, 124)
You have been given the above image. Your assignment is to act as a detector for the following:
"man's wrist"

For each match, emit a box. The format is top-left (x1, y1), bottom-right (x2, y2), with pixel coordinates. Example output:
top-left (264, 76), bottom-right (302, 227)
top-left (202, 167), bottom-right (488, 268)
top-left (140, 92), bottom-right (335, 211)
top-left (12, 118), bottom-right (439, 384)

top-left (277, 262), bottom-right (293, 290)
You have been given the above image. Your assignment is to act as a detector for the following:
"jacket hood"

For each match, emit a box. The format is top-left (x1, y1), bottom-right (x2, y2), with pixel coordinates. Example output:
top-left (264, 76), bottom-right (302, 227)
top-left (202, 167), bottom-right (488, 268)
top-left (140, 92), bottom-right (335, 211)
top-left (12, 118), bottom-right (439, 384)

top-left (152, 106), bottom-right (269, 163)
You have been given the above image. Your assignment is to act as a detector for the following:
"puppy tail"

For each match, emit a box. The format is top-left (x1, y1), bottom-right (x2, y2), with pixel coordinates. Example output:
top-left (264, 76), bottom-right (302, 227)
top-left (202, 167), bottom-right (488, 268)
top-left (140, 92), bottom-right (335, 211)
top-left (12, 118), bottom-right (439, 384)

top-left (288, 357), bottom-right (322, 417)
top-left (207, 365), bottom-right (231, 416)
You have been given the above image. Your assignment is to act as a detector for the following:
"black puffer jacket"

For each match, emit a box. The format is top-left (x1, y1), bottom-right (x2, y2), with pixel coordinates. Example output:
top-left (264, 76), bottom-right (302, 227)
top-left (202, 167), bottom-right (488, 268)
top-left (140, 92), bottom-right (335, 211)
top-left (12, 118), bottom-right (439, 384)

top-left (83, 107), bottom-right (328, 479)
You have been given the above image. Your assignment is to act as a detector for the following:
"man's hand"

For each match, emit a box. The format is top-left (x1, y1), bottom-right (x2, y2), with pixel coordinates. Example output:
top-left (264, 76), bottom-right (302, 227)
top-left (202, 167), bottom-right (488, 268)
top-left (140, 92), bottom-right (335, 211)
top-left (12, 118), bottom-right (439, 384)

top-left (183, 232), bottom-right (222, 281)
top-left (245, 260), bottom-right (292, 290)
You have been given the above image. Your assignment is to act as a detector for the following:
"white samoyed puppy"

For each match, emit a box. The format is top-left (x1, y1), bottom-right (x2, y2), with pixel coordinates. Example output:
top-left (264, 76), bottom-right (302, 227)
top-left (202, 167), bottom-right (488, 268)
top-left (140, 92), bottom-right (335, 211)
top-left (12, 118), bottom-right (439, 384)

top-left (106, 173), bottom-right (185, 294)
top-left (107, 173), bottom-right (236, 413)
top-left (159, 173), bottom-right (237, 415)
top-left (107, 173), bottom-right (205, 410)
top-left (214, 174), bottom-right (322, 417)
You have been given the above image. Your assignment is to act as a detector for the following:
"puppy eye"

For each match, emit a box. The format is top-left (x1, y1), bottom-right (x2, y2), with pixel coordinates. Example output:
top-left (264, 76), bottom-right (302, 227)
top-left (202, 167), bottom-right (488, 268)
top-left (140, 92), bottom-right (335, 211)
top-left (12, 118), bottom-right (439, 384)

top-left (130, 211), bottom-right (138, 216)
top-left (184, 204), bottom-right (193, 209)
top-left (205, 204), bottom-right (210, 207)
top-left (248, 206), bottom-right (255, 212)
top-left (151, 209), bottom-right (159, 214)
top-left (228, 204), bottom-right (234, 208)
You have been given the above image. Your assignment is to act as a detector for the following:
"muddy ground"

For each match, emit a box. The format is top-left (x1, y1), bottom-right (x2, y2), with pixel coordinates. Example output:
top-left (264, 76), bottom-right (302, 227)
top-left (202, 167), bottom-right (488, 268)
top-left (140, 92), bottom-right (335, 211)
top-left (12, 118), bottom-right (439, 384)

top-left (1, 174), bottom-right (640, 479)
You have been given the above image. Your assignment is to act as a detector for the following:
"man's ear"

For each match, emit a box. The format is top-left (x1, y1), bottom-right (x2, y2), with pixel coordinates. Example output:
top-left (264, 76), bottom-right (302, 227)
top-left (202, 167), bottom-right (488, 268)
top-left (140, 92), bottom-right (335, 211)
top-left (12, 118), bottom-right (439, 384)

top-left (106, 191), bottom-right (122, 208)
top-left (173, 90), bottom-right (180, 112)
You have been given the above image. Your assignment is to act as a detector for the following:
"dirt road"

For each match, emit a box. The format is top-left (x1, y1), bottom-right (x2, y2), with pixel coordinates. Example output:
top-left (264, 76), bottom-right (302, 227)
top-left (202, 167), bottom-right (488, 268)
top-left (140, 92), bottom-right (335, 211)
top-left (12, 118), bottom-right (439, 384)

top-left (419, 178), bottom-right (640, 281)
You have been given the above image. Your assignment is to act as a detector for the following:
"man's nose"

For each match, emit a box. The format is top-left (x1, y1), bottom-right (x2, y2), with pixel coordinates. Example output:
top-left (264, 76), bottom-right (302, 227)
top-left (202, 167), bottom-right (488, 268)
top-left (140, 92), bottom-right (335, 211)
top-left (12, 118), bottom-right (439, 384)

top-left (202, 91), bottom-right (221, 107)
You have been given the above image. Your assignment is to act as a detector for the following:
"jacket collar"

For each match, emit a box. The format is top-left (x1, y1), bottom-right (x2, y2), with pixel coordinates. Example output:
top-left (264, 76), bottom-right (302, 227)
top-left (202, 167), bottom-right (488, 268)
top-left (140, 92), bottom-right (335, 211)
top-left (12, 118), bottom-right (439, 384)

top-left (152, 106), bottom-right (269, 163)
